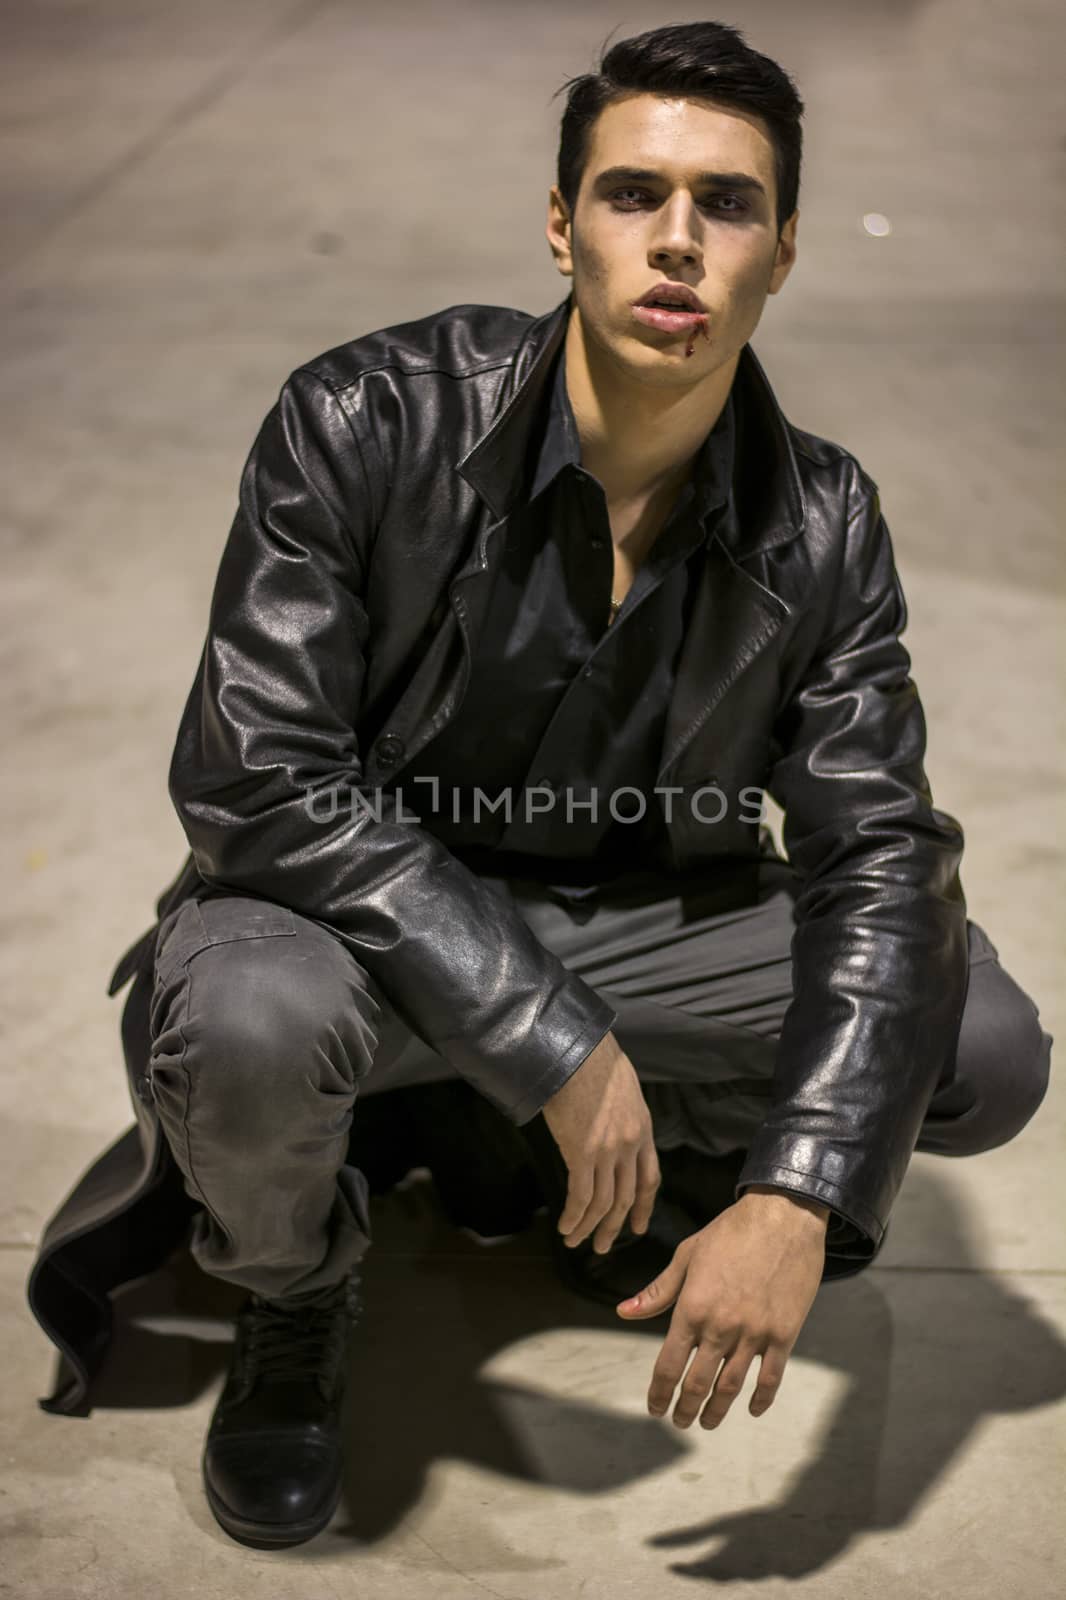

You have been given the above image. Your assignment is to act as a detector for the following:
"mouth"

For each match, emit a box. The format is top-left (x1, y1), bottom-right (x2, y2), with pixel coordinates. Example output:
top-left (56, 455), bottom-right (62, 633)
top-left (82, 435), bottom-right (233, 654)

top-left (631, 283), bottom-right (709, 336)
top-left (631, 303), bottom-right (708, 333)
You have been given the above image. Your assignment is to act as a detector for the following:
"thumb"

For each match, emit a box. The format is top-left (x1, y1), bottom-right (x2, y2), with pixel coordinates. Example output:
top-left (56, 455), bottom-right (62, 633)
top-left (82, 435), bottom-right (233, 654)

top-left (616, 1253), bottom-right (687, 1318)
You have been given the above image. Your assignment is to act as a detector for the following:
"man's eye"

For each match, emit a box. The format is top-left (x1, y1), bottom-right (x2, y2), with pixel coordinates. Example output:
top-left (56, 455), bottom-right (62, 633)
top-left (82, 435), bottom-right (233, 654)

top-left (610, 189), bottom-right (747, 216)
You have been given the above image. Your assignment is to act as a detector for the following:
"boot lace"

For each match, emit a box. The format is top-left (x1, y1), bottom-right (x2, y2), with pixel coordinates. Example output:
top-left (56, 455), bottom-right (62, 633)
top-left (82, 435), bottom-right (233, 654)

top-left (231, 1272), bottom-right (364, 1398)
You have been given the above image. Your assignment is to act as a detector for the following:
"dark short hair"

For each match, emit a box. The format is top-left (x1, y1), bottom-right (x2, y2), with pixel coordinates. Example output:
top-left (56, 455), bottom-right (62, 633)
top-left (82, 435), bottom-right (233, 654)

top-left (553, 21), bottom-right (804, 236)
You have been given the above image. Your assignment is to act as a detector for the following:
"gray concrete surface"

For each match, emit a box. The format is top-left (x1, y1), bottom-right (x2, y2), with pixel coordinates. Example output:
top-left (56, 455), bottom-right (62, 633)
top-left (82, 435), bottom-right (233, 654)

top-left (2, 1), bottom-right (1063, 1594)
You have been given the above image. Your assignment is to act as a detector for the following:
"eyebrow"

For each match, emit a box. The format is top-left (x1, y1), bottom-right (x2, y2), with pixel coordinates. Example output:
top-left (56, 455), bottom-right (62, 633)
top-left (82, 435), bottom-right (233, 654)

top-left (593, 165), bottom-right (767, 196)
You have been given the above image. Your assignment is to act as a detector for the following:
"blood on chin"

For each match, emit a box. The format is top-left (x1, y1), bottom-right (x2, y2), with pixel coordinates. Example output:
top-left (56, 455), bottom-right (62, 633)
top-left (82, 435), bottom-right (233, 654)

top-left (683, 316), bottom-right (712, 359)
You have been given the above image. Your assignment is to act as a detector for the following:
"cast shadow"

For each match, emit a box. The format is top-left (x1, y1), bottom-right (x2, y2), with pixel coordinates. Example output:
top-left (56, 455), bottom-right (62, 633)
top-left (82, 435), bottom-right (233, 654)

top-left (93, 1161), bottom-right (1065, 1581)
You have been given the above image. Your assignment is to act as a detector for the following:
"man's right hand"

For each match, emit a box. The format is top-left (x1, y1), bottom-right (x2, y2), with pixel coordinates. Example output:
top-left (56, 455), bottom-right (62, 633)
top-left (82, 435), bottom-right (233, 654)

top-left (540, 1031), bottom-right (661, 1255)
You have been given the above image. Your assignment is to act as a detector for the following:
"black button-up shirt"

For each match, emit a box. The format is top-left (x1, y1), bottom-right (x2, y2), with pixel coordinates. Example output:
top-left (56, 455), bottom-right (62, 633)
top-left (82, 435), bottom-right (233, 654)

top-left (396, 343), bottom-right (736, 911)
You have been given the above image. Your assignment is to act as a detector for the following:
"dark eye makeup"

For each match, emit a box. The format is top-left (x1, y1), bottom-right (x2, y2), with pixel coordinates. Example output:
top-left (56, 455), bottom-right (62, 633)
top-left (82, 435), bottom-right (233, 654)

top-left (608, 187), bottom-right (749, 216)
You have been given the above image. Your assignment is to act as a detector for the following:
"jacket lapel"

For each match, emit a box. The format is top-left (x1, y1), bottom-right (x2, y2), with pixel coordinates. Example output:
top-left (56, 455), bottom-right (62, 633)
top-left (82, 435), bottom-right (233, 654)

top-left (434, 296), bottom-right (570, 710)
top-left (657, 513), bottom-right (793, 785)
top-left (658, 344), bottom-right (808, 781)
top-left (456, 296), bottom-right (571, 521)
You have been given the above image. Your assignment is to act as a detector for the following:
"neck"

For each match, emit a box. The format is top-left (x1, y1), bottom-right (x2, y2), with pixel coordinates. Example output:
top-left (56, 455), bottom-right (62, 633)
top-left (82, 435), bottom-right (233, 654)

top-left (562, 301), bottom-right (737, 506)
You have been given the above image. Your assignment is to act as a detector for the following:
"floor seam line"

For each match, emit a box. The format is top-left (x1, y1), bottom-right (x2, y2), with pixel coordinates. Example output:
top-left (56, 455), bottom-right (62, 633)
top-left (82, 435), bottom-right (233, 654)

top-left (2, 0), bottom-right (341, 283)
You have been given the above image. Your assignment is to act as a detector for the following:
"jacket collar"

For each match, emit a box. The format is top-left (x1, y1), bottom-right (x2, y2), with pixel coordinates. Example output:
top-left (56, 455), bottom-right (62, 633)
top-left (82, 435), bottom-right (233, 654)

top-left (457, 291), bottom-right (807, 559)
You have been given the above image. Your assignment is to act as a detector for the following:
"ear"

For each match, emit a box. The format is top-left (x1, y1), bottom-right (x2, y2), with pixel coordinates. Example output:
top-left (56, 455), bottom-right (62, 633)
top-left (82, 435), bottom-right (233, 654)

top-left (768, 210), bottom-right (798, 295)
top-left (546, 185), bottom-right (574, 278)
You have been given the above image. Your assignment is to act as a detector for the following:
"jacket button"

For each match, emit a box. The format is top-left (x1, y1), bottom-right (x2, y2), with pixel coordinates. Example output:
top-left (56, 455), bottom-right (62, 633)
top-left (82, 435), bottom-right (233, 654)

top-left (376, 734), bottom-right (405, 766)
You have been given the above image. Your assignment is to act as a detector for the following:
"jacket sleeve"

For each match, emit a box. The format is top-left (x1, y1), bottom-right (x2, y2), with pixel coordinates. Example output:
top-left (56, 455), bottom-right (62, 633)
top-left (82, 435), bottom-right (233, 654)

top-left (735, 468), bottom-right (970, 1262)
top-left (167, 367), bottom-right (616, 1124)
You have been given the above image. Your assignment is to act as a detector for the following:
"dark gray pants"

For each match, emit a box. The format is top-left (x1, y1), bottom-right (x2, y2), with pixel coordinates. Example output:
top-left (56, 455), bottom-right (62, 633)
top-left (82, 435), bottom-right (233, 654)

top-left (147, 860), bottom-right (1052, 1300)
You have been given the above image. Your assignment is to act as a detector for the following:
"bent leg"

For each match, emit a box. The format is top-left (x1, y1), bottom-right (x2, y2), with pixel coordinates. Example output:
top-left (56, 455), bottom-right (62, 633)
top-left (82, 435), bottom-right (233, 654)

top-left (506, 867), bottom-right (1053, 1278)
top-left (915, 923), bottom-right (1053, 1156)
top-left (148, 894), bottom-right (381, 1299)
top-left (515, 866), bottom-right (1053, 1167)
top-left (508, 862), bottom-right (797, 1155)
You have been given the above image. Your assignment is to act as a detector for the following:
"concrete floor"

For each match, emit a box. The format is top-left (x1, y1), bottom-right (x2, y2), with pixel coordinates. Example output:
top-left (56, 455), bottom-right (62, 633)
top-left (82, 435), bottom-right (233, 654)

top-left (2, 0), bottom-right (1063, 1594)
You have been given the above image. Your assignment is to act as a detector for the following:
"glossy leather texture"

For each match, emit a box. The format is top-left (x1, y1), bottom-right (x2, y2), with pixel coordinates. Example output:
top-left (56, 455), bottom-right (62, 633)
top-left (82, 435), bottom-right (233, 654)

top-left (27, 292), bottom-right (969, 1413)
top-left (161, 289), bottom-right (967, 1251)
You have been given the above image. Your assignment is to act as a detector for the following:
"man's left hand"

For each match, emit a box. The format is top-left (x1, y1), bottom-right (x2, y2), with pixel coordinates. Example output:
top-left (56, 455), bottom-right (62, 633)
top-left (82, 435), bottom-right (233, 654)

top-left (616, 1185), bottom-right (829, 1429)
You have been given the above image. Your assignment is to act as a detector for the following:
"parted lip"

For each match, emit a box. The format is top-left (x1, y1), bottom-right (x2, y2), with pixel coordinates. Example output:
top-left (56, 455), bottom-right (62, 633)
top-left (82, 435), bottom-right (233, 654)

top-left (633, 282), bottom-right (707, 312)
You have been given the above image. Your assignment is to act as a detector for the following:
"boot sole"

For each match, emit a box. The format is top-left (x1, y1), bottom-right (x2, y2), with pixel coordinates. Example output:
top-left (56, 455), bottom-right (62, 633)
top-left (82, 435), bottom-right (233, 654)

top-left (202, 1452), bottom-right (342, 1549)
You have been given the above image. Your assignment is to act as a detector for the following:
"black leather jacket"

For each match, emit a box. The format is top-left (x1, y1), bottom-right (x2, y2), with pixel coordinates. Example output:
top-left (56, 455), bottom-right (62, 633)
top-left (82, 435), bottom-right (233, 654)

top-left (27, 291), bottom-right (969, 1413)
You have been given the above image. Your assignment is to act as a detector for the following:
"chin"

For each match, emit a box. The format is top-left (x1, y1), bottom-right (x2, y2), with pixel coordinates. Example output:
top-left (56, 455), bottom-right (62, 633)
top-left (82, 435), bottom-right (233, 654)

top-left (621, 330), bottom-right (714, 375)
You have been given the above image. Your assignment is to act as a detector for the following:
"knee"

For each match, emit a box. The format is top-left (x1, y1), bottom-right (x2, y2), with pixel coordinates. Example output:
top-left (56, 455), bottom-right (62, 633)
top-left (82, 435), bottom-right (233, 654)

top-left (197, 946), bottom-right (378, 1083)
top-left (938, 961), bottom-right (1052, 1157)
top-left (151, 915), bottom-right (380, 1112)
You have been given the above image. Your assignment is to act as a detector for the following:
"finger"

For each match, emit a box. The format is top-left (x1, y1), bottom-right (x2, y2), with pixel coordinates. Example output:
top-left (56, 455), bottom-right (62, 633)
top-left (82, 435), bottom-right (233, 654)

top-left (646, 1320), bottom-right (703, 1415)
top-left (561, 1159), bottom-right (613, 1248)
top-left (747, 1346), bottom-right (788, 1418)
top-left (592, 1160), bottom-right (636, 1254)
top-left (557, 1164), bottom-right (594, 1237)
top-left (672, 1340), bottom-right (733, 1430)
top-left (698, 1342), bottom-right (757, 1430)
top-left (628, 1140), bottom-right (662, 1235)
top-left (617, 1247), bottom-right (689, 1319)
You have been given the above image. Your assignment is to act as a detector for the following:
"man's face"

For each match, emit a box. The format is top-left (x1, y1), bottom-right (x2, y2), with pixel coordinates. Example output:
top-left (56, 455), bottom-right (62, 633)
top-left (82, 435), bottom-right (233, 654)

top-left (547, 93), bottom-right (797, 387)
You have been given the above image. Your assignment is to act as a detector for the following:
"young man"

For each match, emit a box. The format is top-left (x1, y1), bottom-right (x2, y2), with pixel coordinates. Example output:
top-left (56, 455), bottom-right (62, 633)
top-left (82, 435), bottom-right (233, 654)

top-left (28, 20), bottom-right (1051, 1552)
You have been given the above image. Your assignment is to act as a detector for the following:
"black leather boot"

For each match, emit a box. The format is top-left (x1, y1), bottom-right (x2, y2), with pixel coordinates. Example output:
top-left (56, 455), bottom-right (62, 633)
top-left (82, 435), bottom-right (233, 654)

top-left (202, 1268), bottom-right (363, 1548)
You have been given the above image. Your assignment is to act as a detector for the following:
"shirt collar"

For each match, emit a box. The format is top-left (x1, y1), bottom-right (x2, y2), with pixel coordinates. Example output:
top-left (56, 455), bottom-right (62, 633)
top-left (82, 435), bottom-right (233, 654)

top-left (529, 342), bottom-right (736, 524)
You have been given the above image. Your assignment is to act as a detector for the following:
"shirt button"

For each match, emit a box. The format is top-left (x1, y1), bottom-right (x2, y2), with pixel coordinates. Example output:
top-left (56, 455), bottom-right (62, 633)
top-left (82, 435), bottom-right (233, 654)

top-left (589, 535), bottom-right (605, 550)
top-left (581, 665), bottom-right (593, 678)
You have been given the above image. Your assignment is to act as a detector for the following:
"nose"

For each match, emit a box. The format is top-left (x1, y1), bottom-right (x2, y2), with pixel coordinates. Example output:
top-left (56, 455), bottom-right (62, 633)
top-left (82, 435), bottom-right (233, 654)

top-left (648, 192), bottom-right (704, 270)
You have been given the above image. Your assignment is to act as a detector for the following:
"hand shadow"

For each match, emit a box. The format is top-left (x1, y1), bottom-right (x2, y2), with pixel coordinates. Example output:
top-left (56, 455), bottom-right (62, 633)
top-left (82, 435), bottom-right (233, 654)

top-left (643, 1162), bottom-right (1066, 1581)
top-left (93, 1157), bottom-right (1065, 1579)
